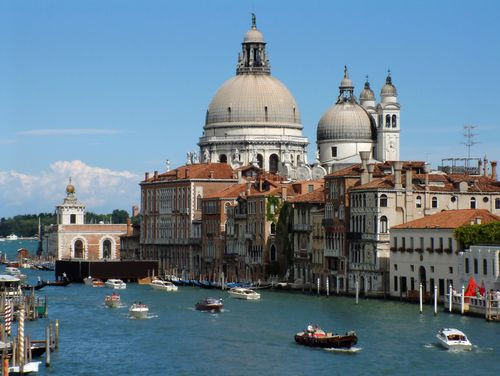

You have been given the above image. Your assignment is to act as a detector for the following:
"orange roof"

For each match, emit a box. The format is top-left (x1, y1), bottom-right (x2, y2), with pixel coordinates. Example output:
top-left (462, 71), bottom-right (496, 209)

top-left (143, 163), bottom-right (235, 182)
top-left (326, 161), bottom-right (426, 178)
top-left (392, 209), bottom-right (500, 229)
top-left (204, 183), bottom-right (247, 199)
top-left (288, 187), bottom-right (325, 204)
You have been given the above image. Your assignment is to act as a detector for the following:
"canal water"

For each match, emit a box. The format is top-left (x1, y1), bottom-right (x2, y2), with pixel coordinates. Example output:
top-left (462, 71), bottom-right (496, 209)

top-left (1, 240), bottom-right (499, 375)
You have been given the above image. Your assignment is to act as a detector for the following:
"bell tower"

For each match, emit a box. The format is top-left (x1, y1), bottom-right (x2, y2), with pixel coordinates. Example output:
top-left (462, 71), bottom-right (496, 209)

top-left (376, 71), bottom-right (400, 162)
top-left (56, 178), bottom-right (86, 225)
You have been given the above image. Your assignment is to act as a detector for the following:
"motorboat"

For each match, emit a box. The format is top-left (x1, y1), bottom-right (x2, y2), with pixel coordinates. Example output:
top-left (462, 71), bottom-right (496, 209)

top-left (150, 278), bottom-right (178, 292)
top-left (0, 274), bottom-right (22, 297)
top-left (295, 325), bottom-right (358, 349)
top-left (5, 267), bottom-right (27, 282)
top-left (6, 234), bottom-right (18, 241)
top-left (436, 328), bottom-right (472, 351)
top-left (84, 277), bottom-right (104, 287)
top-left (129, 303), bottom-right (149, 319)
top-left (105, 293), bottom-right (121, 308)
top-left (105, 279), bottom-right (126, 289)
top-left (9, 361), bottom-right (41, 375)
top-left (195, 298), bottom-right (223, 312)
top-left (228, 287), bottom-right (261, 300)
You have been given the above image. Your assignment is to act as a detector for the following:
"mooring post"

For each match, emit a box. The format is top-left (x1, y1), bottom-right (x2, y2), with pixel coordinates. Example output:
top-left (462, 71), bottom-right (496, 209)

top-left (317, 278), bottom-right (320, 295)
top-left (448, 284), bottom-right (452, 312)
top-left (461, 285), bottom-right (465, 315)
top-left (45, 325), bottom-right (50, 367)
top-left (55, 319), bottom-right (59, 349)
top-left (419, 283), bottom-right (423, 314)
top-left (434, 284), bottom-right (438, 316)
top-left (2, 356), bottom-right (8, 376)
top-left (326, 278), bottom-right (329, 297)
top-left (355, 280), bottom-right (359, 305)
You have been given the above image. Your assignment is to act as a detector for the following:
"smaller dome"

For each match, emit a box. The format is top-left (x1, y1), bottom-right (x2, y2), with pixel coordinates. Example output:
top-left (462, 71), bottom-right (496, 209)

top-left (243, 28), bottom-right (265, 43)
top-left (360, 80), bottom-right (375, 101)
top-left (380, 71), bottom-right (397, 97)
top-left (339, 66), bottom-right (353, 90)
top-left (317, 101), bottom-right (374, 141)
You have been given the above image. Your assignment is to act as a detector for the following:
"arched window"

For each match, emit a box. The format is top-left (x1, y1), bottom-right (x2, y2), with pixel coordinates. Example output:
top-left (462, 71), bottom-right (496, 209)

top-left (392, 114), bottom-right (397, 128)
top-left (257, 154), bottom-right (263, 168)
top-left (470, 197), bottom-right (476, 209)
top-left (496, 198), bottom-right (500, 209)
top-left (431, 196), bottom-right (438, 208)
top-left (219, 154), bottom-right (227, 163)
top-left (74, 239), bottom-right (84, 259)
top-left (270, 244), bottom-right (277, 262)
top-left (385, 114), bottom-right (391, 128)
top-left (416, 195), bottom-right (422, 208)
top-left (196, 194), bottom-right (202, 210)
top-left (269, 154), bottom-right (279, 173)
top-left (103, 239), bottom-right (112, 259)
top-left (380, 216), bottom-right (388, 233)
top-left (270, 222), bottom-right (276, 235)
top-left (380, 194), bottom-right (388, 207)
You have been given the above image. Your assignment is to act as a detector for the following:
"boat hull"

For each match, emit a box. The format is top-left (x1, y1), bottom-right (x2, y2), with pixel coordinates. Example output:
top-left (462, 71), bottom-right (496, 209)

top-left (436, 335), bottom-right (472, 351)
top-left (295, 332), bottom-right (358, 349)
top-left (129, 309), bottom-right (148, 319)
top-left (195, 303), bottom-right (223, 312)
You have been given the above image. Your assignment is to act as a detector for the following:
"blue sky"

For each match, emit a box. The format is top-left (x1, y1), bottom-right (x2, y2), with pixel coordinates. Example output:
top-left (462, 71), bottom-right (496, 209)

top-left (0, 0), bottom-right (499, 217)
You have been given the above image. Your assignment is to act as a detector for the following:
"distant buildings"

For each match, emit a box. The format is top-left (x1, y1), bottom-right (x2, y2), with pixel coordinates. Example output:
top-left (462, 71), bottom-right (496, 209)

top-left (45, 180), bottom-right (127, 260)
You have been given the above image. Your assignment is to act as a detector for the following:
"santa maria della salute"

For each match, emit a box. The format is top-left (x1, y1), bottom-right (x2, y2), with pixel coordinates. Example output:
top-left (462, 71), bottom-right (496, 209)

top-left (197, 14), bottom-right (400, 177)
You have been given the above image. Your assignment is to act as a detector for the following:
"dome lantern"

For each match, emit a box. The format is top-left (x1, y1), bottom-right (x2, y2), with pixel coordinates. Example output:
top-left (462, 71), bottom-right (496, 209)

top-left (360, 76), bottom-right (375, 102)
top-left (380, 69), bottom-right (398, 98)
top-left (237, 14), bottom-right (270, 75)
top-left (337, 66), bottom-right (355, 103)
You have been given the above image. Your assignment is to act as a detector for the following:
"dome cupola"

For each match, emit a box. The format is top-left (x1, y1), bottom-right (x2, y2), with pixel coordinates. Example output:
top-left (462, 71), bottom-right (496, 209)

top-left (380, 70), bottom-right (397, 101)
top-left (360, 77), bottom-right (375, 101)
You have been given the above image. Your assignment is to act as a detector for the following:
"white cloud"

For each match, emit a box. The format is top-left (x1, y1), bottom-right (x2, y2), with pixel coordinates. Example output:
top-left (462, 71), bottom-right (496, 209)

top-left (0, 160), bottom-right (140, 216)
top-left (18, 128), bottom-right (122, 136)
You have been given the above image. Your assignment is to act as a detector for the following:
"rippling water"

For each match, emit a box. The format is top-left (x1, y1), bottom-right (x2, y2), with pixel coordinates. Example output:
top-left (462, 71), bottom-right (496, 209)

top-left (1, 241), bottom-right (499, 375)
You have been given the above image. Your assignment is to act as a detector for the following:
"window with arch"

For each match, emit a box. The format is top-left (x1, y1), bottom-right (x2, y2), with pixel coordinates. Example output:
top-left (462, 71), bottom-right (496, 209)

top-left (431, 196), bottom-right (438, 208)
top-left (392, 114), bottom-right (397, 128)
top-left (257, 154), bottom-right (263, 168)
top-left (380, 194), bottom-right (388, 207)
top-left (74, 239), bottom-right (84, 259)
top-left (496, 198), bottom-right (500, 209)
top-left (416, 196), bottom-right (422, 208)
top-left (483, 259), bottom-right (487, 275)
top-left (103, 239), bottom-right (112, 259)
top-left (470, 197), bottom-right (476, 209)
top-left (385, 114), bottom-right (391, 128)
top-left (474, 258), bottom-right (478, 274)
top-left (270, 244), bottom-right (277, 262)
top-left (269, 154), bottom-right (279, 173)
top-left (219, 154), bottom-right (227, 163)
top-left (380, 216), bottom-right (388, 233)
top-left (196, 194), bottom-right (202, 210)
top-left (270, 222), bottom-right (276, 235)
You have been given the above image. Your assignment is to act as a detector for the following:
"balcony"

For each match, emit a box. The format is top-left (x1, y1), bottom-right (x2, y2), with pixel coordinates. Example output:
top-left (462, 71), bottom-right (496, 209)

top-left (324, 248), bottom-right (339, 258)
top-left (293, 223), bottom-right (313, 232)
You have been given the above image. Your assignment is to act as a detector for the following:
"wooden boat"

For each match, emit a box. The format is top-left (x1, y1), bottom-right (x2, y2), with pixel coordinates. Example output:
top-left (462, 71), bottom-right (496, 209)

top-left (195, 298), bottom-right (223, 312)
top-left (295, 325), bottom-right (358, 349)
top-left (21, 281), bottom-right (47, 291)
top-left (105, 293), bottom-right (121, 308)
top-left (45, 279), bottom-right (71, 287)
top-left (84, 277), bottom-right (104, 287)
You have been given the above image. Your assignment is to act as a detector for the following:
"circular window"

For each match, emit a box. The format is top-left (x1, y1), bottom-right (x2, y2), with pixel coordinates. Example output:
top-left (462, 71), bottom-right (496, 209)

top-left (450, 196), bottom-right (456, 203)
top-left (483, 197), bottom-right (489, 203)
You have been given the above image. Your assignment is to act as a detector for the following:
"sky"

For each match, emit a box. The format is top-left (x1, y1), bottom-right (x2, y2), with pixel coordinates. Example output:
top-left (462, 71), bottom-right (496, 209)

top-left (0, 0), bottom-right (499, 217)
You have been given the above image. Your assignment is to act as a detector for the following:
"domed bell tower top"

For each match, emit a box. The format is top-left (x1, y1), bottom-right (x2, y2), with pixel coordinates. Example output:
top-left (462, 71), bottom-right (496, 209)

top-left (57, 178), bottom-right (86, 225)
top-left (236, 14), bottom-right (270, 75)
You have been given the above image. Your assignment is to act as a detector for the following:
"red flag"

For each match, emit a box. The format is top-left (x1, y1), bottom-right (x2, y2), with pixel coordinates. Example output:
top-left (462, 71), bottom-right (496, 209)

top-left (464, 277), bottom-right (478, 297)
top-left (479, 281), bottom-right (486, 297)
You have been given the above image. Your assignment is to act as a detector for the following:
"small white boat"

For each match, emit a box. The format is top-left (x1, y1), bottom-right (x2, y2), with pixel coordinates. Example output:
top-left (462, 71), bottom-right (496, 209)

top-left (105, 279), bottom-right (126, 289)
top-left (6, 234), bottom-right (18, 241)
top-left (84, 276), bottom-right (104, 287)
top-left (5, 267), bottom-right (21, 276)
top-left (150, 278), bottom-right (178, 292)
top-left (9, 361), bottom-right (41, 375)
top-left (105, 293), bottom-right (121, 308)
top-left (436, 328), bottom-right (472, 351)
top-left (228, 287), bottom-right (261, 300)
top-left (129, 303), bottom-right (149, 319)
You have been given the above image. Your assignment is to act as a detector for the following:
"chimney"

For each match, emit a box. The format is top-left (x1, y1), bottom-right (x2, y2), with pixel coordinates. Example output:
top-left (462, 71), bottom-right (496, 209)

top-left (367, 163), bottom-right (375, 183)
top-left (424, 163), bottom-right (431, 191)
top-left (483, 156), bottom-right (488, 176)
top-left (491, 161), bottom-right (497, 180)
top-left (359, 151), bottom-right (370, 184)
top-left (145, 172), bottom-right (149, 181)
top-left (393, 161), bottom-right (403, 189)
top-left (126, 218), bottom-right (132, 235)
top-left (281, 186), bottom-right (288, 201)
top-left (478, 159), bottom-right (483, 175)
top-left (405, 167), bottom-right (413, 191)
top-left (209, 170), bottom-right (214, 179)
top-left (154, 170), bottom-right (158, 179)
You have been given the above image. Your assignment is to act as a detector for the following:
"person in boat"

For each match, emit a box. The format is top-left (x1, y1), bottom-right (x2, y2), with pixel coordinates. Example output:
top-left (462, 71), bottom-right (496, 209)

top-left (307, 324), bottom-right (315, 337)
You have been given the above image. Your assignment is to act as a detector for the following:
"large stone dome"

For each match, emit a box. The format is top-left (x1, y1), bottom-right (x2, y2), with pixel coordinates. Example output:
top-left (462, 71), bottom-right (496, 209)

top-left (317, 101), bottom-right (374, 141)
top-left (204, 74), bottom-right (302, 129)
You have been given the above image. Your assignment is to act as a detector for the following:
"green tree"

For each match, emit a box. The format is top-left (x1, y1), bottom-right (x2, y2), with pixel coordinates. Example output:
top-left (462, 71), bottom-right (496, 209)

top-left (453, 221), bottom-right (500, 249)
top-left (111, 209), bottom-right (129, 224)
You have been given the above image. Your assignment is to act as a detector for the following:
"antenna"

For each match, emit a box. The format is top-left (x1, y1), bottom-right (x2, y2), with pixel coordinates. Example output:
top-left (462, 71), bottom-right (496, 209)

top-left (461, 125), bottom-right (478, 170)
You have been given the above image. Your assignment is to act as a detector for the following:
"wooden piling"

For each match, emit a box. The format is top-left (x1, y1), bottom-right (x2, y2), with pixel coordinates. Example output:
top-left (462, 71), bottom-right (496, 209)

top-left (45, 325), bottom-right (50, 367)
top-left (2, 356), bottom-right (8, 376)
top-left (419, 283), bottom-right (423, 314)
top-left (434, 284), bottom-right (437, 316)
top-left (448, 284), bottom-right (453, 312)
top-left (355, 281), bottom-right (359, 305)
top-left (55, 320), bottom-right (59, 349)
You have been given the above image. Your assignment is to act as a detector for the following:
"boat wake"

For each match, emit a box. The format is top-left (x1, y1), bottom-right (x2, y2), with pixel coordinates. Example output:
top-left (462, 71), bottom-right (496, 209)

top-left (324, 347), bottom-right (362, 354)
top-left (128, 313), bottom-right (158, 320)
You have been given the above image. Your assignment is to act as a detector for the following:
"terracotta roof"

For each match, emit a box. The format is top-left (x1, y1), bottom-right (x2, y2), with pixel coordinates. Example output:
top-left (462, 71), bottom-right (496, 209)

top-left (326, 161), bottom-right (426, 178)
top-left (391, 209), bottom-right (500, 229)
top-left (204, 183), bottom-right (247, 199)
top-left (143, 163), bottom-right (235, 182)
top-left (288, 187), bottom-right (325, 204)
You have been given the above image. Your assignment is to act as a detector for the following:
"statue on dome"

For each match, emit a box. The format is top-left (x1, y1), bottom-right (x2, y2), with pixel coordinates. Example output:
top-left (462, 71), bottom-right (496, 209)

top-left (283, 145), bottom-right (291, 164)
top-left (191, 151), bottom-right (199, 164)
top-left (203, 148), bottom-right (210, 163)
top-left (232, 148), bottom-right (240, 163)
top-left (186, 152), bottom-right (192, 165)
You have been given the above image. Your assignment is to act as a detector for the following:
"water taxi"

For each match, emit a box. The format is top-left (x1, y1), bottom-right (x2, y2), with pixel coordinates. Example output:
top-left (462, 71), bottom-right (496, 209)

top-left (105, 293), bottom-right (121, 308)
top-left (6, 234), bottom-right (18, 241)
top-left (105, 279), bottom-right (126, 289)
top-left (150, 278), bottom-right (178, 292)
top-left (84, 277), bottom-right (105, 287)
top-left (228, 287), bottom-right (261, 300)
top-left (0, 274), bottom-right (22, 297)
top-left (129, 303), bottom-right (149, 319)
top-left (5, 267), bottom-right (27, 282)
top-left (436, 328), bottom-right (472, 351)
top-left (195, 298), bottom-right (223, 312)
top-left (295, 325), bottom-right (358, 349)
